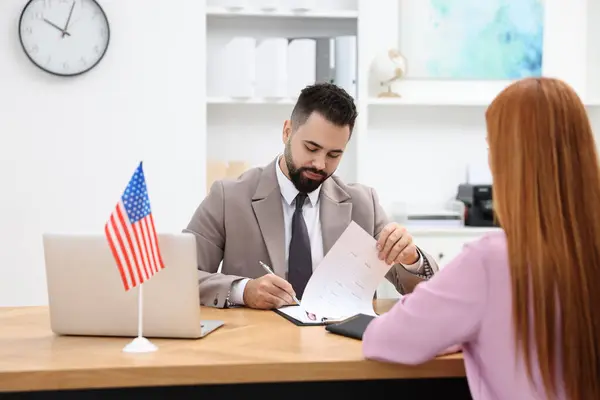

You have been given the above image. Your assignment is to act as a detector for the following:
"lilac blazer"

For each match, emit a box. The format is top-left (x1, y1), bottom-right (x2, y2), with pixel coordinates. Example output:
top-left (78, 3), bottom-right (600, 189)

top-left (363, 231), bottom-right (564, 400)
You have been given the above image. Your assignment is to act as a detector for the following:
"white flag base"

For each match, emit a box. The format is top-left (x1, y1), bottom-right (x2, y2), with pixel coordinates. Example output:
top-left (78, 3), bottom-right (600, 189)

top-left (122, 283), bottom-right (157, 353)
top-left (122, 336), bottom-right (157, 353)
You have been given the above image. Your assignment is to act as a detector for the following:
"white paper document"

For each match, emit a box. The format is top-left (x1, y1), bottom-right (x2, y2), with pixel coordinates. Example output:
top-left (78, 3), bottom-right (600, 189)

top-left (276, 221), bottom-right (392, 325)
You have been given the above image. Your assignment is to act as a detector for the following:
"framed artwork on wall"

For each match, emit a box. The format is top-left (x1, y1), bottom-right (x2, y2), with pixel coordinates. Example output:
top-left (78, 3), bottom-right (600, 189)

top-left (399, 0), bottom-right (544, 80)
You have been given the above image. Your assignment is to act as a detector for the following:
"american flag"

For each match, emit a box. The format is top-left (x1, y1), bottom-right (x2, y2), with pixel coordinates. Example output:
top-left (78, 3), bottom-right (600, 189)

top-left (104, 162), bottom-right (164, 291)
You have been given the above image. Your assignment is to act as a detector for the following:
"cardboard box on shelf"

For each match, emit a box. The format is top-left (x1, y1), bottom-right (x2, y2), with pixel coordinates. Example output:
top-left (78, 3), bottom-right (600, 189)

top-left (226, 161), bottom-right (249, 179)
top-left (206, 160), bottom-right (250, 194)
top-left (206, 160), bottom-right (228, 194)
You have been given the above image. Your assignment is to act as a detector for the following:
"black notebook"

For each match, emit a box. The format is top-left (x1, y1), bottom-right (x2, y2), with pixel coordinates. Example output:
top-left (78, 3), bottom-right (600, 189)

top-left (325, 313), bottom-right (376, 340)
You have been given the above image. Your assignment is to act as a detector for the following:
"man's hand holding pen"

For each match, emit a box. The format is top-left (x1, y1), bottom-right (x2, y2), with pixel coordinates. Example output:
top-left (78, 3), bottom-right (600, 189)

top-left (243, 274), bottom-right (297, 309)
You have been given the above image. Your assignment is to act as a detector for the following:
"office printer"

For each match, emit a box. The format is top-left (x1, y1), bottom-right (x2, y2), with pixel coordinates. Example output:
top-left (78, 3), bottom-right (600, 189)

top-left (456, 183), bottom-right (498, 227)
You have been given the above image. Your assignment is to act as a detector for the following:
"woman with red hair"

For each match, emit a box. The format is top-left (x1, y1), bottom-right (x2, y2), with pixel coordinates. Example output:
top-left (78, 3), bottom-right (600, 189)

top-left (363, 77), bottom-right (600, 400)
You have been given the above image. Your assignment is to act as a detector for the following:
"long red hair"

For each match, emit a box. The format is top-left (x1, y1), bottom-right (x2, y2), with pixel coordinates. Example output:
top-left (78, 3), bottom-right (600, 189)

top-left (486, 77), bottom-right (600, 399)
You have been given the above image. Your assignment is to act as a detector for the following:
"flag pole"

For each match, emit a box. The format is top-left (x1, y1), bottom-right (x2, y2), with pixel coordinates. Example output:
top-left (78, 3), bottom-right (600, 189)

top-left (138, 283), bottom-right (143, 338)
top-left (122, 283), bottom-right (158, 353)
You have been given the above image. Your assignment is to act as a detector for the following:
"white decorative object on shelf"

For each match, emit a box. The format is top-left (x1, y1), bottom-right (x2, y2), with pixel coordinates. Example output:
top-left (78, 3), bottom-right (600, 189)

top-left (370, 49), bottom-right (407, 98)
top-left (255, 38), bottom-right (289, 98)
top-left (223, 37), bottom-right (257, 98)
top-left (288, 38), bottom-right (316, 98)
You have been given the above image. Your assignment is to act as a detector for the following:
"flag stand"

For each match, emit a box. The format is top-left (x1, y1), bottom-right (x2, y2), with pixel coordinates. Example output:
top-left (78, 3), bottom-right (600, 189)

top-left (122, 284), bottom-right (157, 353)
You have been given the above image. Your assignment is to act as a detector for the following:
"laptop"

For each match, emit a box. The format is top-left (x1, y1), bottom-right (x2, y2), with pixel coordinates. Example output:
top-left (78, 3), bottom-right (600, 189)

top-left (42, 232), bottom-right (224, 339)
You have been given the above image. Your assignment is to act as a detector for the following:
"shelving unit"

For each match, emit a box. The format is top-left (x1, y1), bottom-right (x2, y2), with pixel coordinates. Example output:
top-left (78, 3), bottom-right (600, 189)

top-left (205, 0), bottom-right (359, 186)
top-left (202, 0), bottom-right (600, 214)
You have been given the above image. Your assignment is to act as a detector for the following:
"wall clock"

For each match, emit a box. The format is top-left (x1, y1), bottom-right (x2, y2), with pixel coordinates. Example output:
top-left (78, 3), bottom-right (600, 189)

top-left (18, 0), bottom-right (110, 77)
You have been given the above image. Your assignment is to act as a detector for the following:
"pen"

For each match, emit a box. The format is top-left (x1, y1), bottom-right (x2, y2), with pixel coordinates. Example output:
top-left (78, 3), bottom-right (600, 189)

top-left (258, 261), bottom-right (302, 306)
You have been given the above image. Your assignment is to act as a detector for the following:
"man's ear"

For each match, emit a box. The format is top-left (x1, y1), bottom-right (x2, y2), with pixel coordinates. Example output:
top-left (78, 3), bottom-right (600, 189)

top-left (282, 120), bottom-right (292, 143)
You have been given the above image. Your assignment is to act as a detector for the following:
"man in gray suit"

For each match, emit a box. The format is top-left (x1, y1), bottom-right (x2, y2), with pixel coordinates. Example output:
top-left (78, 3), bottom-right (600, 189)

top-left (185, 83), bottom-right (439, 309)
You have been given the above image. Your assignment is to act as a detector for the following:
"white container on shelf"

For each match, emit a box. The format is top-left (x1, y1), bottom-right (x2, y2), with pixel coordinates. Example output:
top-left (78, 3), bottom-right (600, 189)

top-left (287, 38), bottom-right (316, 97)
top-left (334, 35), bottom-right (357, 98)
top-left (255, 38), bottom-right (289, 98)
top-left (222, 36), bottom-right (257, 98)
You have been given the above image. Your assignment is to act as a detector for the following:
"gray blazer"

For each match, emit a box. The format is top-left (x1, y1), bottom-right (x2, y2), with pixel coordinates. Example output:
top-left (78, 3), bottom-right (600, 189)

top-left (184, 159), bottom-right (439, 308)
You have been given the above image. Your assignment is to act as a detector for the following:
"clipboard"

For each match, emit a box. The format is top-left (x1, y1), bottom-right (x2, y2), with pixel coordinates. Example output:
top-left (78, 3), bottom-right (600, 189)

top-left (273, 305), bottom-right (343, 326)
top-left (271, 222), bottom-right (392, 327)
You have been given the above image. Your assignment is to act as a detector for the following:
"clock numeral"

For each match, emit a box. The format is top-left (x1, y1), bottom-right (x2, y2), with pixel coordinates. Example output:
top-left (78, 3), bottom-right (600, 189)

top-left (100, 28), bottom-right (107, 38)
top-left (24, 27), bottom-right (33, 35)
top-left (30, 45), bottom-right (39, 54)
top-left (32, 12), bottom-right (43, 19)
top-left (93, 45), bottom-right (101, 54)
top-left (46, 56), bottom-right (52, 65)
top-left (62, 62), bottom-right (69, 70)
top-left (80, 57), bottom-right (87, 66)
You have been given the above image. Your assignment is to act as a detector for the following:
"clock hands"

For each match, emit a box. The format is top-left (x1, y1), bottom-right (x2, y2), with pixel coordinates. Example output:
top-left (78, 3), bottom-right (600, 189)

top-left (43, 18), bottom-right (71, 37)
top-left (42, 0), bottom-right (75, 38)
top-left (61, 1), bottom-right (76, 38)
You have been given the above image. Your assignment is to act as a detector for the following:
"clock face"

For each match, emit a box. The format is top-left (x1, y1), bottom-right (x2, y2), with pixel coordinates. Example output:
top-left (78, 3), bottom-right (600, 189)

top-left (18, 0), bottom-right (110, 77)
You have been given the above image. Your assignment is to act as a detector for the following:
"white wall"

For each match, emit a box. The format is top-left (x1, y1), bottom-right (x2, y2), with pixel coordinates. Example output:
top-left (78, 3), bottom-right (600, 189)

top-left (0, 0), bottom-right (206, 306)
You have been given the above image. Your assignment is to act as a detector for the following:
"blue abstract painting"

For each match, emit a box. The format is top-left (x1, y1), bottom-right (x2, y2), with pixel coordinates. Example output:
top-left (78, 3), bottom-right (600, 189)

top-left (398, 0), bottom-right (544, 80)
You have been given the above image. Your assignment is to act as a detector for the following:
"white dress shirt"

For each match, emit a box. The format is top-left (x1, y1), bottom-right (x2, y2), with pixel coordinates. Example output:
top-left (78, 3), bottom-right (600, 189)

top-left (229, 159), bottom-right (422, 305)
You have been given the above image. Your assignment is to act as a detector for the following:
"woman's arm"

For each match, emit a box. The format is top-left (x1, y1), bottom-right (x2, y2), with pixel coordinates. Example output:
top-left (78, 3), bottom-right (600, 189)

top-left (363, 239), bottom-right (490, 365)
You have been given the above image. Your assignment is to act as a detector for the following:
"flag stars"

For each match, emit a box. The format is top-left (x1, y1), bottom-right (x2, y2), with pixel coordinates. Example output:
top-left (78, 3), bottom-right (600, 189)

top-left (121, 163), bottom-right (153, 223)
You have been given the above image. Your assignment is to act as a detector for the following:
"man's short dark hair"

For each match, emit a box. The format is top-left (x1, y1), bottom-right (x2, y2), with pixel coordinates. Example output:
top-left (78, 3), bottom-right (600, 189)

top-left (290, 83), bottom-right (358, 135)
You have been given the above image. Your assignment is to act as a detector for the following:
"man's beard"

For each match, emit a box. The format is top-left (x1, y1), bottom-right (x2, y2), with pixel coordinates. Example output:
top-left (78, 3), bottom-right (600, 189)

top-left (284, 141), bottom-right (329, 193)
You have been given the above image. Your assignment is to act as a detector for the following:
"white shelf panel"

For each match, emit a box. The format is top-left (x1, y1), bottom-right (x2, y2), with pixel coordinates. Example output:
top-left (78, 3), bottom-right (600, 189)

top-left (206, 6), bottom-right (358, 19)
top-left (368, 97), bottom-right (600, 107)
top-left (368, 98), bottom-right (488, 107)
top-left (207, 97), bottom-right (296, 105)
top-left (207, 12), bottom-right (357, 38)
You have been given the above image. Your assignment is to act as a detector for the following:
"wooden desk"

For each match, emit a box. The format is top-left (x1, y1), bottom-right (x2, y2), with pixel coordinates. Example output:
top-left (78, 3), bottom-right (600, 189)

top-left (0, 300), bottom-right (468, 397)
